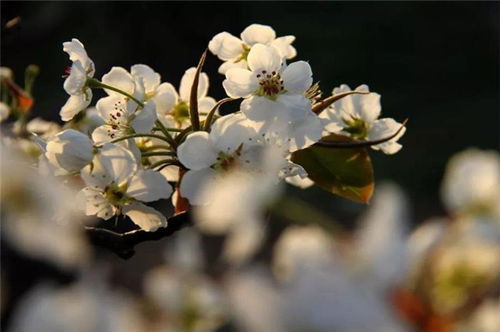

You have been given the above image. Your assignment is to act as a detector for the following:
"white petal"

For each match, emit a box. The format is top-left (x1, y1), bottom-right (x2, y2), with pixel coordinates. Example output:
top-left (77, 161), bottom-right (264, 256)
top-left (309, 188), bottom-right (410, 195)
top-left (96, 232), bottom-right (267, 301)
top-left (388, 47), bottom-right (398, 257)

top-left (271, 35), bottom-right (297, 59)
top-left (63, 38), bottom-right (93, 74)
top-left (247, 44), bottom-right (282, 73)
top-left (179, 169), bottom-right (217, 205)
top-left (152, 83), bottom-right (178, 117)
top-left (319, 107), bottom-right (345, 134)
top-left (101, 67), bottom-right (135, 96)
top-left (179, 67), bottom-right (209, 102)
top-left (132, 76), bottom-right (146, 105)
top-left (223, 68), bottom-right (258, 98)
top-left (98, 143), bottom-right (137, 185)
top-left (211, 113), bottom-right (257, 153)
top-left (131, 64), bottom-right (161, 94)
top-left (282, 61), bottom-right (313, 94)
top-left (358, 91), bottom-right (381, 124)
top-left (277, 94), bottom-right (312, 123)
top-left (123, 203), bottom-right (167, 232)
top-left (126, 169), bottom-right (172, 202)
top-left (208, 32), bottom-right (244, 61)
top-left (159, 115), bottom-right (178, 130)
top-left (218, 60), bottom-right (248, 75)
top-left (160, 165), bottom-right (180, 182)
top-left (91, 125), bottom-right (115, 144)
top-left (285, 175), bottom-right (314, 189)
top-left (63, 61), bottom-right (87, 95)
top-left (95, 95), bottom-right (131, 125)
top-left (241, 24), bottom-right (276, 46)
top-left (45, 129), bottom-right (94, 172)
top-left (80, 187), bottom-right (114, 219)
top-left (131, 100), bottom-right (157, 133)
top-left (198, 96), bottom-right (217, 115)
top-left (330, 84), bottom-right (356, 118)
top-left (356, 183), bottom-right (408, 288)
top-left (223, 221), bottom-right (265, 265)
top-left (60, 92), bottom-right (92, 122)
top-left (177, 131), bottom-right (218, 170)
top-left (368, 118), bottom-right (406, 155)
top-left (80, 158), bottom-right (111, 188)
top-left (288, 112), bottom-right (324, 152)
top-left (240, 96), bottom-right (282, 122)
top-left (26, 117), bottom-right (60, 136)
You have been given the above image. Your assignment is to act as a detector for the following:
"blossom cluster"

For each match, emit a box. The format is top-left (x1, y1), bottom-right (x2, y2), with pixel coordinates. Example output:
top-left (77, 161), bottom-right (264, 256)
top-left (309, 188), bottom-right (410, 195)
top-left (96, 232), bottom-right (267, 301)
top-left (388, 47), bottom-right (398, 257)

top-left (0, 24), bottom-right (406, 235)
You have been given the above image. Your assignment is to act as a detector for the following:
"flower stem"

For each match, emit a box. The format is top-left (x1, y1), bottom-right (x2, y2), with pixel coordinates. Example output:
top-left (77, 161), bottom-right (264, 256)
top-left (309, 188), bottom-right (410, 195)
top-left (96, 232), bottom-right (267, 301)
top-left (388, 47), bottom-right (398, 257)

top-left (149, 159), bottom-right (180, 169)
top-left (107, 133), bottom-right (173, 145)
top-left (86, 78), bottom-right (144, 107)
top-left (141, 151), bottom-right (177, 157)
top-left (154, 120), bottom-right (177, 149)
top-left (143, 145), bottom-right (172, 151)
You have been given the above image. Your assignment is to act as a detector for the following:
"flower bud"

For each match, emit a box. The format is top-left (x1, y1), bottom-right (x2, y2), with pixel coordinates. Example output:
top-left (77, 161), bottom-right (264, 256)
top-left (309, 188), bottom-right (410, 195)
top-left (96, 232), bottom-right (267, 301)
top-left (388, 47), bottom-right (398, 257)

top-left (45, 129), bottom-right (94, 173)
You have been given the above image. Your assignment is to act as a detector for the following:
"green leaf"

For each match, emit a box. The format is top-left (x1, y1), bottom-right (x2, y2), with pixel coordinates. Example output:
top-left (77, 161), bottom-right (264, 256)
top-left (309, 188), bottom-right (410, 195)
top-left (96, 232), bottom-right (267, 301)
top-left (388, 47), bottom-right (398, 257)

top-left (291, 134), bottom-right (374, 203)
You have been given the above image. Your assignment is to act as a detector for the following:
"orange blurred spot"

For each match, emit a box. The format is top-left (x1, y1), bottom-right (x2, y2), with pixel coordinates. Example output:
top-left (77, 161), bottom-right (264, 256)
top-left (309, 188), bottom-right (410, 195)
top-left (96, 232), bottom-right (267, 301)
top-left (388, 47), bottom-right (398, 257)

top-left (390, 288), bottom-right (454, 332)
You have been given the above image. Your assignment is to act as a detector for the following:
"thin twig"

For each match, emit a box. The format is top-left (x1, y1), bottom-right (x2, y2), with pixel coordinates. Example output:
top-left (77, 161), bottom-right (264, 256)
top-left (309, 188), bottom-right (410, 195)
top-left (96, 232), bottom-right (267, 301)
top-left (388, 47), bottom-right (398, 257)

top-left (315, 119), bottom-right (408, 148)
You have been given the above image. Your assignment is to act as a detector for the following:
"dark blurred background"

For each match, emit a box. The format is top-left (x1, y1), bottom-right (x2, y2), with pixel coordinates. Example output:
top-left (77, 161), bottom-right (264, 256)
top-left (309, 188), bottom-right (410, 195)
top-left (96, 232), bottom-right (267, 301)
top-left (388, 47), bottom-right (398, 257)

top-left (1, 1), bottom-right (499, 223)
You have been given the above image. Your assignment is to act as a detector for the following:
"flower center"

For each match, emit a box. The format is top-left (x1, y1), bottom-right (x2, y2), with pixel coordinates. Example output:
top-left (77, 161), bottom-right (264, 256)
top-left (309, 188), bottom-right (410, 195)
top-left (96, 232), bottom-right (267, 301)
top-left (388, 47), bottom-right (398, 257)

top-left (343, 116), bottom-right (369, 140)
top-left (104, 183), bottom-right (130, 206)
top-left (212, 144), bottom-right (247, 172)
top-left (235, 44), bottom-right (251, 63)
top-left (171, 101), bottom-right (190, 125)
top-left (255, 70), bottom-right (284, 100)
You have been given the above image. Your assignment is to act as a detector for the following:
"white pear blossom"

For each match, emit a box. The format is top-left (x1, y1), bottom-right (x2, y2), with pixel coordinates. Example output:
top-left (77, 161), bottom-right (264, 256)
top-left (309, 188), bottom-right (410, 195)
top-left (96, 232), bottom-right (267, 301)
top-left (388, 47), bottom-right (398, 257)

top-left (196, 168), bottom-right (282, 264)
top-left (177, 113), bottom-right (296, 206)
top-left (177, 113), bottom-right (261, 205)
top-left (26, 117), bottom-right (61, 139)
top-left (129, 64), bottom-right (192, 121)
top-left (91, 67), bottom-right (157, 144)
top-left (154, 67), bottom-right (216, 129)
top-left (60, 38), bottom-right (95, 122)
top-left (143, 266), bottom-right (227, 331)
top-left (273, 225), bottom-right (336, 282)
top-left (1, 145), bottom-right (90, 268)
top-left (45, 129), bottom-right (94, 173)
top-left (440, 148), bottom-right (500, 215)
top-left (79, 143), bottom-right (172, 231)
top-left (223, 44), bottom-right (314, 124)
top-left (9, 280), bottom-right (144, 332)
top-left (209, 23), bottom-right (296, 74)
top-left (320, 84), bottom-right (406, 154)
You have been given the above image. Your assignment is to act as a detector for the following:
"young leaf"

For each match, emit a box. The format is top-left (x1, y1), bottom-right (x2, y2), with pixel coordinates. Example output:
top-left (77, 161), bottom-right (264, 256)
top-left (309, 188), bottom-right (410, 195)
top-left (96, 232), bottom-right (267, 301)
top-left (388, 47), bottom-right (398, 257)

top-left (189, 49), bottom-right (208, 131)
top-left (312, 90), bottom-right (369, 115)
top-left (291, 134), bottom-right (374, 203)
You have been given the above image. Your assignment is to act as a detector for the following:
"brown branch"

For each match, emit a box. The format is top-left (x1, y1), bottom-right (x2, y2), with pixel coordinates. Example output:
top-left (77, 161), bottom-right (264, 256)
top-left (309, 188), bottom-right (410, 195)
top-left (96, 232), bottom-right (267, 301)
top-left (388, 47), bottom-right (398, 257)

top-left (85, 212), bottom-right (192, 259)
top-left (315, 119), bottom-right (408, 148)
top-left (203, 97), bottom-right (236, 131)
top-left (312, 90), bottom-right (370, 115)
